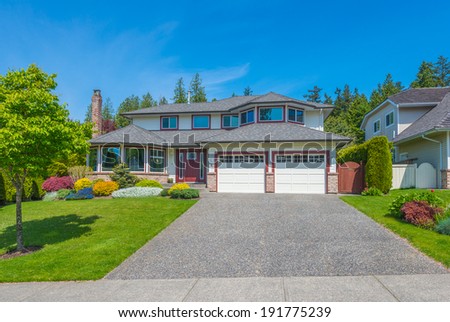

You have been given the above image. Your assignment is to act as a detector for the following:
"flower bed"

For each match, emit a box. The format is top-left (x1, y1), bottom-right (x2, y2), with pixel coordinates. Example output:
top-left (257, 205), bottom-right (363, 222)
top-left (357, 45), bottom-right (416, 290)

top-left (111, 187), bottom-right (162, 198)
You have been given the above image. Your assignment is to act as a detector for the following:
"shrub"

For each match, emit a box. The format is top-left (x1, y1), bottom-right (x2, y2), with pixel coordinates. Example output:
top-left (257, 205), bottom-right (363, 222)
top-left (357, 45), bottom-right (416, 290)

top-left (401, 201), bottom-right (442, 229)
top-left (168, 183), bottom-right (190, 195)
top-left (43, 191), bottom-right (58, 202)
top-left (388, 191), bottom-right (444, 217)
top-left (65, 187), bottom-right (94, 200)
top-left (112, 187), bottom-right (162, 198)
top-left (361, 187), bottom-right (383, 196)
top-left (167, 178), bottom-right (174, 184)
top-left (170, 188), bottom-right (200, 199)
top-left (136, 179), bottom-right (163, 189)
top-left (365, 136), bottom-right (392, 194)
top-left (160, 188), bottom-right (169, 197)
top-left (74, 178), bottom-right (93, 191)
top-left (42, 176), bottom-right (74, 192)
top-left (110, 163), bottom-right (138, 188)
top-left (56, 189), bottom-right (73, 200)
top-left (68, 166), bottom-right (92, 182)
top-left (92, 178), bottom-right (105, 185)
top-left (435, 217), bottom-right (450, 235)
top-left (47, 161), bottom-right (69, 177)
top-left (337, 142), bottom-right (368, 164)
top-left (93, 181), bottom-right (119, 196)
top-left (0, 171), bottom-right (45, 202)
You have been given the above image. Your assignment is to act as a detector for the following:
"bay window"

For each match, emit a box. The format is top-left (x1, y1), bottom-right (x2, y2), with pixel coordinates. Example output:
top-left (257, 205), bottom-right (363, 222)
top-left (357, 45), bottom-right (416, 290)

top-left (125, 147), bottom-right (144, 172)
top-left (259, 107), bottom-right (283, 122)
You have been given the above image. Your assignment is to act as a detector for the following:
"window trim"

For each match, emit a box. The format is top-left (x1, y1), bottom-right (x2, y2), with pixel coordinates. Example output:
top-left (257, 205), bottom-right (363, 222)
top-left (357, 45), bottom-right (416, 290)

top-left (221, 114), bottom-right (239, 129)
top-left (148, 148), bottom-right (165, 173)
top-left (125, 146), bottom-right (145, 172)
top-left (160, 115), bottom-right (179, 130)
top-left (257, 106), bottom-right (285, 123)
top-left (385, 111), bottom-right (394, 128)
top-left (287, 107), bottom-right (305, 124)
top-left (373, 119), bottom-right (381, 134)
top-left (101, 146), bottom-right (121, 172)
top-left (240, 108), bottom-right (255, 126)
top-left (191, 114), bottom-right (211, 130)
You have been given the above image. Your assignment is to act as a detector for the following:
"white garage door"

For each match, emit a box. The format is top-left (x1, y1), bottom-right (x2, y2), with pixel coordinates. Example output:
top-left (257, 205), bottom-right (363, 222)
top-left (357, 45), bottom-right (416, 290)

top-left (217, 155), bottom-right (265, 193)
top-left (275, 154), bottom-right (326, 194)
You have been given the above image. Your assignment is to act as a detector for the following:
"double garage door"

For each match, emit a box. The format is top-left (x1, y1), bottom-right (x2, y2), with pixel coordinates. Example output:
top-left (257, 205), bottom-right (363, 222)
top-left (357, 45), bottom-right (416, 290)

top-left (217, 153), bottom-right (326, 194)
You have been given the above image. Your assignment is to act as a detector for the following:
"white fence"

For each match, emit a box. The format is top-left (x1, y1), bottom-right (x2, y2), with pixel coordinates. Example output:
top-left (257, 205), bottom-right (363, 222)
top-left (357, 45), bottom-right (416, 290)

top-left (392, 163), bottom-right (437, 189)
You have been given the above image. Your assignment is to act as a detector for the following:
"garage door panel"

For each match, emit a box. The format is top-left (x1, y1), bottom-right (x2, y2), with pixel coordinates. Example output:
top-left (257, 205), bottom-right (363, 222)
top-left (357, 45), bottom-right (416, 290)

top-left (217, 156), bottom-right (265, 193)
top-left (275, 158), bottom-right (326, 194)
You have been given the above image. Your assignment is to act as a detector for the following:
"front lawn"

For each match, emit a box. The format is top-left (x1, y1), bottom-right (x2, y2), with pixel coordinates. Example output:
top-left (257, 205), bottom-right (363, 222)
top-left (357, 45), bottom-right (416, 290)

top-left (341, 189), bottom-right (450, 268)
top-left (0, 197), bottom-right (196, 282)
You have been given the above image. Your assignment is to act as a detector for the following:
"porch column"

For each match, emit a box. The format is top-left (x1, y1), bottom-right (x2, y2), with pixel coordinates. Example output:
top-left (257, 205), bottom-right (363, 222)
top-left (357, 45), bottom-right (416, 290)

top-left (120, 144), bottom-right (125, 163)
top-left (97, 146), bottom-right (102, 172)
top-left (144, 145), bottom-right (149, 173)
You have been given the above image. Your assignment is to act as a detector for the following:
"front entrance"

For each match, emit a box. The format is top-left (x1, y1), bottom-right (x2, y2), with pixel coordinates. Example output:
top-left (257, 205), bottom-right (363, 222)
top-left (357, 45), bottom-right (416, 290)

top-left (176, 149), bottom-right (206, 183)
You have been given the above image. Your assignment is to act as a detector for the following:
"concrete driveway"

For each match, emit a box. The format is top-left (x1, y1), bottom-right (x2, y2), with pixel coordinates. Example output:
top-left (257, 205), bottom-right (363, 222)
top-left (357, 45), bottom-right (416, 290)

top-left (107, 193), bottom-right (448, 279)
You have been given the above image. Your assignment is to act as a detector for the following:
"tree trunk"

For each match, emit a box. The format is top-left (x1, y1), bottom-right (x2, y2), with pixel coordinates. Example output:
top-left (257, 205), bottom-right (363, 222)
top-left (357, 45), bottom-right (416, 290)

top-left (15, 183), bottom-right (25, 252)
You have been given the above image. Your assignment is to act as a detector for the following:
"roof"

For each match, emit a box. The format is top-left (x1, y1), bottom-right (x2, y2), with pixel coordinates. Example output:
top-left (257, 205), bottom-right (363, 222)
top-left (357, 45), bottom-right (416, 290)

top-left (388, 87), bottom-right (450, 104)
top-left (394, 92), bottom-right (450, 143)
top-left (200, 122), bottom-right (350, 143)
top-left (89, 124), bottom-right (165, 145)
top-left (123, 92), bottom-right (334, 116)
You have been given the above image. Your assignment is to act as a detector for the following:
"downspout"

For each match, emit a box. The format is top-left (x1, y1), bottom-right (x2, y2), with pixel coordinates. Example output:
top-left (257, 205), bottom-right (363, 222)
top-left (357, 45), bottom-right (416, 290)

top-left (421, 134), bottom-right (442, 188)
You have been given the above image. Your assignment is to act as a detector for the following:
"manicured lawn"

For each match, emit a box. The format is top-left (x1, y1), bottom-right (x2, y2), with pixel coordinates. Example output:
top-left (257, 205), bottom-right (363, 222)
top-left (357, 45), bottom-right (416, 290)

top-left (0, 197), bottom-right (196, 282)
top-left (341, 189), bottom-right (450, 268)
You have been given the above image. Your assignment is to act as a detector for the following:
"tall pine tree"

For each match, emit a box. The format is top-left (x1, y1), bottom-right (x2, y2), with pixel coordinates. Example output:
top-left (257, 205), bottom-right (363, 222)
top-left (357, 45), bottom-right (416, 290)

top-left (158, 96), bottom-right (168, 105)
top-left (173, 78), bottom-right (188, 103)
top-left (189, 73), bottom-right (207, 103)
top-left (243, 86), bottom-right (253, 96)
top-left (141, 92), bottom-right (157, 109)
top-left (303, 86), bottom-right (322, 103)
top-left (434, 56), bottom-right (450, 87)
top-left (411, 61), bottom-right (439, 88)
top-left (369, 74), bottom-right (404, 108)
top-left (115, 95), bottom-right (140, 128)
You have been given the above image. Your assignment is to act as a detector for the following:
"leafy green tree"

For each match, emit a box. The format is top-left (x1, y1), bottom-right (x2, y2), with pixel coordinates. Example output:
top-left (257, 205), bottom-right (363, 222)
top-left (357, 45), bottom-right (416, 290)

top-left (173, 77), bottom-right (188, 103)
top-left (434, 55), bottom-right (450, 87)
top-left (115, 95), bottom-right (140, 128)
top-left (141, 92), bottom-right (157, 109)
top-left (411, 61), bottom-right (439, 88)
top-left (303, 86), bottom-right (322, 103)
top-left (0, 64), bottom-right (91, 252)
top-left (243, 86), bottom-right (253, 96)
top-left (369, 74), bottom-right (404, 108)
top-left (189, 73), bottom-right (207, 103)
top-left (158, 96), bottom-right (168, 105)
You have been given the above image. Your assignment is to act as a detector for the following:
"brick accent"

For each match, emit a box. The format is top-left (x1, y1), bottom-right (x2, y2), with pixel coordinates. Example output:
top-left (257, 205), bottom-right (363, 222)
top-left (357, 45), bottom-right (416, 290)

top-left (91, 89), bottom-right (102, 138)
top-left (441, 170), bottom-right (450, 189)
top-left (207, 172), bottom-right (217, 192)
top-left (265, 172), bottom-right (274, 193)
top-left (88, 172), bottom-right (169, 183)
top-left (327, 173), bottom-right (338, 194)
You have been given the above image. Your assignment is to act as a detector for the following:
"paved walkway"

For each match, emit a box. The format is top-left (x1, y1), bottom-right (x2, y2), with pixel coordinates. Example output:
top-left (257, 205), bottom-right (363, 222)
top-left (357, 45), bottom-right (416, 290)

top-left (1, 274), bottom-right (450, 301)
top-left (107, 194), bottom-right (448, 279)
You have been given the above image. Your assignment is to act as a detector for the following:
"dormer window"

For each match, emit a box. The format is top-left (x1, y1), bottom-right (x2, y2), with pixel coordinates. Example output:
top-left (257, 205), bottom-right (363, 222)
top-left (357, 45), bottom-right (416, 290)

top-left (288, 108), bottom-right (304, 124)
top-left (161, 116), bottom-right (178, 130)
top-left (192, 115), bottom-right (210, 129)
top-left (240, 109), bottom-right (255, 125)
top-left (259, 107), bottom-right (284, 122)
top-left (222, 115), bottom-right (239, 128)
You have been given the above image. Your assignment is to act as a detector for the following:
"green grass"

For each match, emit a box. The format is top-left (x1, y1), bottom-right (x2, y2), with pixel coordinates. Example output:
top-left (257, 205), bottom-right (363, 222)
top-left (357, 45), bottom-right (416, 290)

top-left (341, 189), bottom-right (450, 268)
top-left (0, 197), bottom-right (196, 282)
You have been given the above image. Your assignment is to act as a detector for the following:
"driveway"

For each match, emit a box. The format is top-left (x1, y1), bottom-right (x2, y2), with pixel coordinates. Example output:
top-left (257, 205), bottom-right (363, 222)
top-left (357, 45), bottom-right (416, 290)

top-left (107, 194), bottom-right (448, 279)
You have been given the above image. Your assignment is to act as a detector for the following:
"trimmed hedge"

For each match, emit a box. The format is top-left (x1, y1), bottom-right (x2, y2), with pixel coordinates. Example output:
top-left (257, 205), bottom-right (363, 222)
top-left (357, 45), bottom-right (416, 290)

top-left (168, 183), bottom-right (190, 195)
top-left (136, 179), bottom-right (164, 189)
top-left (93, 181), bottom-right (119, 196)
top-left (170, 188), bottom-right (199, 199)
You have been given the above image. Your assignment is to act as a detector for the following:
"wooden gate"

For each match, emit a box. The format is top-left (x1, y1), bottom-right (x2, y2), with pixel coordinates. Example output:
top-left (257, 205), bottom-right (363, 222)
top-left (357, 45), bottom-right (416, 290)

top-left (338, 162), bottom-right (365, 194)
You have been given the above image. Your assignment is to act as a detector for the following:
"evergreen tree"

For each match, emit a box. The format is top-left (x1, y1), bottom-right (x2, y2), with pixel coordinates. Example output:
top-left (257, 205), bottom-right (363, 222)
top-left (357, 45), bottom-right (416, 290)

top-left (115, 95), bottom-right (140, 128)
top-left (158, 96), bottom-right (168, 105)
top-left (369, 74), bottom-right (404, 108)
top-left (189, 73), bottom-right (207, 102)
top-left (231, 92), bottom-right (237, 97)
top-left (303, 86), bottom-right (322, 103)
top-left (411, 61), bottom-right (439, 88)
top-left (173, 77), bottom-right (188, 103)
top-left (243, 86), bottom-right (253, 96)
top-left (323, 93), bottom-right (333, 104)
top-left (346, 93), bottom-right (371, 143)
top-left (141, 92), bottom-right (157, 109)
top-left (434, 55), bottom-right (450, 87)
top-left (84, 97), bottom-right (115, 122)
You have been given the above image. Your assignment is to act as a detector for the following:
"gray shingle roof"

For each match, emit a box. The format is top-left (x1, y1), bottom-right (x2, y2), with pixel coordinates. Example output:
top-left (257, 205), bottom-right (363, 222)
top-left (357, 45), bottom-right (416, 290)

top-left (152, 129), bottom-right (228, 146)
top-left (389, 87), bottom-right (450, 104)
top-left (394, 92), bottom-right (450, 142)
top-left (200, 122), bottom-right (350, 143)
top-left (89, 124), bottom-right (165, 145)
top-left (123, 92), bottom-right (333, 116)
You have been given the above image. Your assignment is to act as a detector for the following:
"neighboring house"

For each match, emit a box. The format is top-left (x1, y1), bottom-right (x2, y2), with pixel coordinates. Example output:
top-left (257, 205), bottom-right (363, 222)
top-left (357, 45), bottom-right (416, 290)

top-left (88, 90), bottom-right (350, 194)
top-left (361, 87), bottom-right (450, 188)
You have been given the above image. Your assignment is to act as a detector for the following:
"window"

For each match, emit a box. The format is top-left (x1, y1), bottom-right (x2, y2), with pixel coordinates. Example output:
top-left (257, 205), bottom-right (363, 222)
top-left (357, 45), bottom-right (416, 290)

top-left (240, 109), bottom-right (255, 125)
top-left (149, 149), bottom-right (165, 172)
top-left (192, 115), bottom-right (210, 129)
top-left (218, 155), bottom-right (263, 163)
top-left (400, 152), bottom-right (409, 161)
top-left (178, 152), bottom-right (184, 178)
top-left (288, 108), bottom-right (304, 124)
top-left (222, 115), bottom-right (239, 128)
top-left (373, 120), bottom-right (381, 133)
top-left (102, 147), bottom-right (120, 171)
top-left (125, 147), bottom-right (144, 171)
top-left (88, 149), bottom-right (98, 171)
top-left (187, 152), bottom-right (197, 160)
top-left (161, 116), bottom-right (177, 129)
top-left (386, 111), bottom-right (394, 127)
top-left (259, 107), bottom-right (283, 122)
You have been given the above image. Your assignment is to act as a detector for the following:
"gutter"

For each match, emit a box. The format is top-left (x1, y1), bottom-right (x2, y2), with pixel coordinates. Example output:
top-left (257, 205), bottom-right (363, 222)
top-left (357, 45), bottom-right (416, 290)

top-left (421, 134), bottom-right (442, 188)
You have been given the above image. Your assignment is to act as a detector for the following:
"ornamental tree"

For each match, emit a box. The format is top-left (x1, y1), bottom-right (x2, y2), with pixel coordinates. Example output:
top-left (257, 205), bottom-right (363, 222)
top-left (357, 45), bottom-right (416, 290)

top-left (0, 64), bottom-right (92, 252)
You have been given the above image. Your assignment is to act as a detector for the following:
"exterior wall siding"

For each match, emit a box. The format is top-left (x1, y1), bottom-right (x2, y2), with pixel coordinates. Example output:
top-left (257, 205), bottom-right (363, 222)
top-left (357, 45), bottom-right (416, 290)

top-left (398, 107), bottom-right (432, 133)
top-left (364, 102), bottom-right (397, 141)
top-left (304, 111), bottom-right (322, 130)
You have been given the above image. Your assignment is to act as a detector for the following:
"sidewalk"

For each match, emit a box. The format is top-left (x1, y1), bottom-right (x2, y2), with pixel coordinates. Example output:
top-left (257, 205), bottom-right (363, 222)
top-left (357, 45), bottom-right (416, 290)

top-left (1, 274), bottom-right (449, 302)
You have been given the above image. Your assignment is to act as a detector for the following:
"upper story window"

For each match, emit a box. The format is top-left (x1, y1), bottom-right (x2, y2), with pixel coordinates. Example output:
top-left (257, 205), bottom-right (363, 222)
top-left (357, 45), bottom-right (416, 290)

top-left (288, 108), bottom-right (304, 124)
top-left (373, 119), bottom-right (381, 133)
top-left (192, 115), bottom-right (210, 129)
top-left (385, 111), bottom-right (394, 127)
top-left (161, 116), bottom-right (177, 130)
top-left (222, 115), bottom-right (239, 128)
top-left (240, 109), bottom-right (255, 125)
top-left (259, 107), bottom-right (284, 122)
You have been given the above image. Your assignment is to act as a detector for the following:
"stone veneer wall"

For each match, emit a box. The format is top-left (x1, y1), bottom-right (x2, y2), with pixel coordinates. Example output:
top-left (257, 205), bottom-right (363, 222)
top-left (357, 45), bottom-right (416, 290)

top-left (265, 172), bottom-right (274, 193)
top-left (327, 173), bottom-right (338, 194)
top-left (207, 172), bottom-right (217, 192)
top-left (441, 170), bottom-right (450, 189)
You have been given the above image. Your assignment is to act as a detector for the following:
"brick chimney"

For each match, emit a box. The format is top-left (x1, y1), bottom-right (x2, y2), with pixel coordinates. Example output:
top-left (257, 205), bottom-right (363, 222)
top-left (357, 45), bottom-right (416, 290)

top-left (91, 89), bottom-right (102, 138)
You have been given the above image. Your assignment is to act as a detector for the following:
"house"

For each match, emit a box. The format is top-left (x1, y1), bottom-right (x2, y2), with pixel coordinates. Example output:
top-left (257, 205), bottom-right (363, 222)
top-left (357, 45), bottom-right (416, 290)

top-left (88, 90), bottom-right (350, 194)
top-left (361, 87), bottom-right (450, 188)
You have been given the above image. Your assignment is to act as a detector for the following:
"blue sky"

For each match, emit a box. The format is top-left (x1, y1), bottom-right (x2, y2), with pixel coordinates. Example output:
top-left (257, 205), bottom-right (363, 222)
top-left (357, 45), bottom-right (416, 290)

top-left (1, 0), bottom-right (450, 121)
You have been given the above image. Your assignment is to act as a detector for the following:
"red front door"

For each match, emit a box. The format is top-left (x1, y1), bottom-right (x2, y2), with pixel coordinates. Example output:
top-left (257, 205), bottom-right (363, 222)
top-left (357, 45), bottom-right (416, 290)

top-left (177, 149), bottom-right (205, 183)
